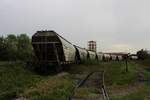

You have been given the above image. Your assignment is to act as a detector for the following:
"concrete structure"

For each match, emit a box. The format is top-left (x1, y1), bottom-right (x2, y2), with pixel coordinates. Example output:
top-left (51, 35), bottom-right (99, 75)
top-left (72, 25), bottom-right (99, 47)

top-left (88, 41), bottom-right (97, 52)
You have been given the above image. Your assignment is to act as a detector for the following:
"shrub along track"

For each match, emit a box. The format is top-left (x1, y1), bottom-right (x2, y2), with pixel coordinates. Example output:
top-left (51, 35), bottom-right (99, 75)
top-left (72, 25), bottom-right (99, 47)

top-left (68, 71), bottom-right (109, 100)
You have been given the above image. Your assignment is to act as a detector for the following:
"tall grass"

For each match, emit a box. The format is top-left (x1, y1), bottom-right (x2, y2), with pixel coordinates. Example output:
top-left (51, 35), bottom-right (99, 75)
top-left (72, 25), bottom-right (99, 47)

top-left (0, 61), bottom-right (75, 100)
top-left (0, 61), bottom-right (43, 99)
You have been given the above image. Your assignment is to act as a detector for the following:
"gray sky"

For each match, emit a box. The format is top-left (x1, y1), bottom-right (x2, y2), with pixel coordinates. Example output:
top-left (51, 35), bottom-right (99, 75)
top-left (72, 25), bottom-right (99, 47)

top-left (0, 0), bottom-right (150, 53)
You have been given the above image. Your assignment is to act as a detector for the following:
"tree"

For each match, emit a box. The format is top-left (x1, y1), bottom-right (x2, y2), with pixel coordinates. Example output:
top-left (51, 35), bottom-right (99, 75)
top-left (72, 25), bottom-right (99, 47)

top-left (0, 36), bottom-right (8, 60)
top-left (17, 34), bottom-right (33, 61)
top-left (5, 34), bottom-right (18, 61)
top-left (137, 49), bottom-right (150, 60)
top-left (0, 34), bottom-right (33, 61)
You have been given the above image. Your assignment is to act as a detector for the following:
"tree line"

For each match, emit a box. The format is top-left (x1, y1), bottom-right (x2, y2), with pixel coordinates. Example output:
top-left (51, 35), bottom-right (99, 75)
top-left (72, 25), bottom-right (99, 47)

top-left (0, 34), bottom-right (33, 61)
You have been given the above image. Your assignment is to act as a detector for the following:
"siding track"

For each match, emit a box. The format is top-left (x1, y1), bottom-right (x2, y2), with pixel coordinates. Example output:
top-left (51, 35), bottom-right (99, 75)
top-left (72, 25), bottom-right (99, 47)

top-left (68, 71), bottom-right (109, 100)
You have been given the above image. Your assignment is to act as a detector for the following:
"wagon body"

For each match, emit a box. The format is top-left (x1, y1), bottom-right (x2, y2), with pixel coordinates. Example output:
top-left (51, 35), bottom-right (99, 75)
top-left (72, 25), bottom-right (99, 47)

top-left (103, 54), bottom-right (110, 61)
top-left (88, 51), bottom-right (96, 60)
top-left (32, 31), bottom-right (76, 65)
top-left (97, 52), bottom-right (103, 61)
top-left (75, 46), bottom-right (88, 62)
top-left (130, 55), bottom-right (138, 60)
top-left (111, 55), bottom-right (117, 61)
top-left (59, 36), bottom-right (76, 63)
top-left (117, 55), bottom-right (123, 61)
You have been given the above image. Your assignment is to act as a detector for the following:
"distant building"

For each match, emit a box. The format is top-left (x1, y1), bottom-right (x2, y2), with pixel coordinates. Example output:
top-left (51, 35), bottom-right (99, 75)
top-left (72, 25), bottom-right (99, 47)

top-left (88, 41), bottom-right (97, 52)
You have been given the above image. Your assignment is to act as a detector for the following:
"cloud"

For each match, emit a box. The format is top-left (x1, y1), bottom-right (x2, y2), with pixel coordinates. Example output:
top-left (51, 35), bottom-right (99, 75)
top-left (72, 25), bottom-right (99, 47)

top-left (107, 44), bottom-right (138, 53)
top-left (0, 0), bottom-right (150, 53)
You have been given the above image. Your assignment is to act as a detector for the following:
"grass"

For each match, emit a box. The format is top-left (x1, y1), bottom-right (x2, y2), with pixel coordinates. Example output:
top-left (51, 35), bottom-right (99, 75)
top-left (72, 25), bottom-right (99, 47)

top-left (111, 84), bottom-right (150, 100)
top-left (70, 60), bottom-right (150, 100)
top-left (72, 60), bottom-right (138, 85)
top-left (23, 73), bottom-right (74, 100)
top-left (138, 59), bottom-right (150, 66)
top-left (0, 61), bottom-right (74, 100)
top-left (0, 60), bottom-right (150, 100)
top-left (106, 60), bottom-right (150, 100)
top-left (104, 61), bottom-right (138, 85)
top-left (0, 61), bottom-right (43, 100)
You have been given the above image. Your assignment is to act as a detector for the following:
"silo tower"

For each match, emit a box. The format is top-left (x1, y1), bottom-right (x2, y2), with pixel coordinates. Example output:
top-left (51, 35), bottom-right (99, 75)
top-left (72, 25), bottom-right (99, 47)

top-left (88, 41), bottom-right (97, 52)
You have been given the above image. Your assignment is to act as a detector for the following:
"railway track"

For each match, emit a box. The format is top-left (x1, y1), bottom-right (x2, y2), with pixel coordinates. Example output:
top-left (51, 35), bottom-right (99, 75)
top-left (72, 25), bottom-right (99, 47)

top-left (68, 71), bottom-right (109, 100)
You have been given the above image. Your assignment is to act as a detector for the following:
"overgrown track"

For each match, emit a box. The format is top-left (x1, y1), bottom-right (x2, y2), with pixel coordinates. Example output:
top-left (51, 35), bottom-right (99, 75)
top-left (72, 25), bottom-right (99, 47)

top-left (68, 71), bottom-right (109, 100)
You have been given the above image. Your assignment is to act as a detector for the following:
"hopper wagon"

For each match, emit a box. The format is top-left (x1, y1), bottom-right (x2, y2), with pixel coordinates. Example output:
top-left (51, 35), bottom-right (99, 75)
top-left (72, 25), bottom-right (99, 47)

top-left (31, 30), bottom-right (125, 72)
top-left (32, 31), bottom-right (76, 71)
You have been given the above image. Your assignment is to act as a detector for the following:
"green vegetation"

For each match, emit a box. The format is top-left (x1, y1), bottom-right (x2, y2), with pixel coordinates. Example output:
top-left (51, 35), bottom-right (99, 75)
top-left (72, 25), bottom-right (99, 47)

top-left (0, 61), bottom-right (74, 100)
top-left (104, 61), bottom-right (138, 85)
top-left (70, 60), bottom-right (150, 100)
top-left (137, 49), bottom-right (150, 60)
top-left (0, 34), bottom-right (32, 61)
top-left (0, 33), bottom-right (150, 99)
top-left (23, 75), bottom-right (74, 100)
top-left (0, 62), bottom-right (42, 100)
top-left (106, 61), bottom-right (150, 100)
top-left (0, 60), bottom-right (150, 100)
top-left (111, 85), bottom-right (150, 100)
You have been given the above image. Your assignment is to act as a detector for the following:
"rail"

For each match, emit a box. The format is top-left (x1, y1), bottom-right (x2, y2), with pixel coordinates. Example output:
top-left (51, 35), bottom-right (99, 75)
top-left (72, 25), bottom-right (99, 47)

top-left (68, 72), bottom-right (94, 100)
top-left (101, 71), bottom-right (109, 100)
top-left (68, 71), bottom-right (110, 100)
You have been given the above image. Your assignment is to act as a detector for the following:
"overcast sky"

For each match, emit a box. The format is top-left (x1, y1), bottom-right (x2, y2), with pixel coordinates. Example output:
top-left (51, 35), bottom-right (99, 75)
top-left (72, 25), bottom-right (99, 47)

top-left (0, 0), bottom-right (150, 53)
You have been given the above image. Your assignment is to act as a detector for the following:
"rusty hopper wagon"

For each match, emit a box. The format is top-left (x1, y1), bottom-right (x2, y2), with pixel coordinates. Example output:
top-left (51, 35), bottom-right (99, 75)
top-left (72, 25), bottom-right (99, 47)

top-left (32, 30), bottom-right (125, 72)
top-left (32, 31), bottom-right (76, 71)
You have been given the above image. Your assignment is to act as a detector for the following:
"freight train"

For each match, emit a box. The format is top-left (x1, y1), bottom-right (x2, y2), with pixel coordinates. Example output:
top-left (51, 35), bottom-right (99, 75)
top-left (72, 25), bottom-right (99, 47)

top-left (32, 31), bottom-right (126, 72)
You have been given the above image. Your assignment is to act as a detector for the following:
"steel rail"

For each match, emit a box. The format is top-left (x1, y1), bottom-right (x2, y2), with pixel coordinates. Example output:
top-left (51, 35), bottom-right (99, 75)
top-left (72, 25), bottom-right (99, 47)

top-left (101, 71), bottom-right (109, 100)
top-left (68, 71), bottom-right (109, 100)
top-left (68, 72), bottom-right (94, 100)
